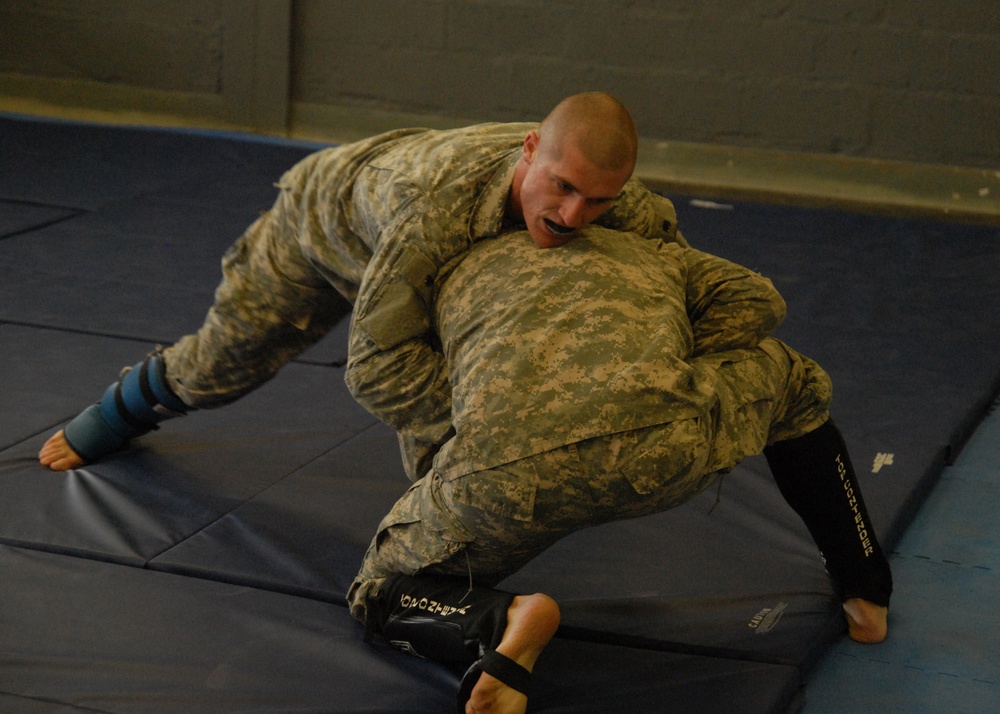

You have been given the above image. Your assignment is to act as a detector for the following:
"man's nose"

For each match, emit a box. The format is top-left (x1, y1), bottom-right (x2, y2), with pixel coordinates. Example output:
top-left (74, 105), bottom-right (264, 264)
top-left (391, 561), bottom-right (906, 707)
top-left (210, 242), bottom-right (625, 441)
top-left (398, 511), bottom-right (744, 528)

top-left (559, 195), bottom-right (587, 227)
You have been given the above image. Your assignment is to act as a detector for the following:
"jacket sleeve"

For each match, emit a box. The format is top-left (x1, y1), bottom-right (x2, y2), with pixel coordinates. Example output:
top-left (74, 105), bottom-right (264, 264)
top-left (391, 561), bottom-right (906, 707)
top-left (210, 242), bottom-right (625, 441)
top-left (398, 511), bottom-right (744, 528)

top-left (679, 246), bottom-right (786, 356)
top-left (343, 213), bottom-right (454, 480)
top-left (597, 177), bottom-right (689, 247)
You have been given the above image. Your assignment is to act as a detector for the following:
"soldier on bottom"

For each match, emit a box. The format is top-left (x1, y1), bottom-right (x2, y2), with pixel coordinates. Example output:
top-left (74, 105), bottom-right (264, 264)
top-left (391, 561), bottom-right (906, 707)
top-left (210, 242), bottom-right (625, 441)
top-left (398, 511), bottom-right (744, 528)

top-left (348, 227), bottom-right (892, 714)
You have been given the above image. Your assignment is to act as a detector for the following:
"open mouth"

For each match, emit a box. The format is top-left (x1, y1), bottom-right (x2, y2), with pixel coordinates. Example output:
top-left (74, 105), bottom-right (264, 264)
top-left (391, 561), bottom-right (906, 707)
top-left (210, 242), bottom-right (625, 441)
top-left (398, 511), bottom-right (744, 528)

top-left (544, 219), bottom-right (575, 236)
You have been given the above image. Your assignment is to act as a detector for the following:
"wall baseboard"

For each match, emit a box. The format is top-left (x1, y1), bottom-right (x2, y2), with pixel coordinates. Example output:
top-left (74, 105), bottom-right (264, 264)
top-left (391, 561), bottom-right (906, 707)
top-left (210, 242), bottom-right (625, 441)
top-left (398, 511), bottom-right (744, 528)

top-left (635, 138), bottom-right (1000, 226)
top-left (291, 102), bottom-right (1000, 226)
top-left (3, 91), bottom-right (997, 226)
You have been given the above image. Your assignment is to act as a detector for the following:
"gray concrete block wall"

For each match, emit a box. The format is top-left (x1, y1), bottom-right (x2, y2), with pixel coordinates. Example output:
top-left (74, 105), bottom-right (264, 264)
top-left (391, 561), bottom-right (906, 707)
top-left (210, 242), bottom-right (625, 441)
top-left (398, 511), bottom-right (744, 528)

top-left (291, 0), bottom-right (999, 169)
top-left (0, 1), bottom-right (228, 94)
top-left (1, 0), bottom-right (996, 170)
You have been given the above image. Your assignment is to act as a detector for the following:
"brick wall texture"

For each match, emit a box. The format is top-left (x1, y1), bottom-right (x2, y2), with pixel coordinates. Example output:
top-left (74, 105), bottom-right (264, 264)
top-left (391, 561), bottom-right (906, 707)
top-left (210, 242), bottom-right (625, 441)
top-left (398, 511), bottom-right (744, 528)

top-left (2, 0), bottom-right (997, 168)
top-left (291, 0), bottom-right (999, 168)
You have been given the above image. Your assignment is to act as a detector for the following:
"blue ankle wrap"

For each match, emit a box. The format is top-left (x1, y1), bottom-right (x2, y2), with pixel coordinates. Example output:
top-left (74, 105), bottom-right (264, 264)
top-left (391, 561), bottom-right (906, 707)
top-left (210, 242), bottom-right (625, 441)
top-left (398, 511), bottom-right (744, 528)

top-left (63, 353), bottom-right (190, 462)
top-left (62, 404), bottom-right (129, 462)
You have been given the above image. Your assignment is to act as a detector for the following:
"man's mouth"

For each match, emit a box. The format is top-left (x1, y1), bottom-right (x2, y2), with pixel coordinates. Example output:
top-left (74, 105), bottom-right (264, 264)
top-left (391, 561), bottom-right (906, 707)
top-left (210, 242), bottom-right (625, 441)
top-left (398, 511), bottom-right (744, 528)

top-left (544, 219), bottom-right (575, 236)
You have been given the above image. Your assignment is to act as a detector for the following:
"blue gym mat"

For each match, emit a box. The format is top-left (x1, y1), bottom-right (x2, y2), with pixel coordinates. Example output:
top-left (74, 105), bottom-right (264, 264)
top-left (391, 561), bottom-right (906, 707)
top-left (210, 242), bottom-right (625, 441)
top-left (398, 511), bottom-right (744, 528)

top-left (1, 115), bottom-right (998, 713)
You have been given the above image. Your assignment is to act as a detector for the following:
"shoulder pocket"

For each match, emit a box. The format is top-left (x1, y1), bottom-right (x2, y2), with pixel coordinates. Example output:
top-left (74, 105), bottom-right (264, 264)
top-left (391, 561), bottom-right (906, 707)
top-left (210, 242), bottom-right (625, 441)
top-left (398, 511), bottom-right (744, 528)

top-left (355, 248), bottom-right (437, 350)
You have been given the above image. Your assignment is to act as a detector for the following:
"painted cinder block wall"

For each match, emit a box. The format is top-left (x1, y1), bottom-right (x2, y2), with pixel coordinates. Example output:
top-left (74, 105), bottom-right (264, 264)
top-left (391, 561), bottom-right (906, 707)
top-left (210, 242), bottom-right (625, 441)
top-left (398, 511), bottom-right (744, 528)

top-left (1, 0), bottom-right (997, 170)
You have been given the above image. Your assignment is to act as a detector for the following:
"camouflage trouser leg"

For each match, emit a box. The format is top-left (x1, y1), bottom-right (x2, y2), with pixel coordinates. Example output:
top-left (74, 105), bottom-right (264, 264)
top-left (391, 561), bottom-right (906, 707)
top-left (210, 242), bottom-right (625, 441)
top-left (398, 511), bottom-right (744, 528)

top-left (162, 180), bottom-right (352, 409)
top-left (348, 337), bottom-right (832, 621)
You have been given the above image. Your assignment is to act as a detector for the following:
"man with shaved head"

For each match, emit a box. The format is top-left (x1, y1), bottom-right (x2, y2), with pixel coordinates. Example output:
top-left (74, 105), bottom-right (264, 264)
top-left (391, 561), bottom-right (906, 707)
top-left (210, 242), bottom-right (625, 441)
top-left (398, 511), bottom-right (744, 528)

top-left (511, 93), bottom-right (639, 249)
top-left (40, 93), bottom-right (683, 477)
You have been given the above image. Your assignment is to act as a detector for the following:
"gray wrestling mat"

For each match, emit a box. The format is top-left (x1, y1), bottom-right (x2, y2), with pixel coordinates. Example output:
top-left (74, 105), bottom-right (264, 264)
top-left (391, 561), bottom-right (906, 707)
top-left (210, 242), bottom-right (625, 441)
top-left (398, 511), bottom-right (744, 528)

top-left (2, 114), bottom-right (999, 713)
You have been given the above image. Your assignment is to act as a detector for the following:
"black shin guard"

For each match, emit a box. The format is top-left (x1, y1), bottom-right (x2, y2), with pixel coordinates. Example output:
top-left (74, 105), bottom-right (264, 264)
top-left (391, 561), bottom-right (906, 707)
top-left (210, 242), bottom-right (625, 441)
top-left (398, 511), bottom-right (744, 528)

top-left (368, 575), bottom-right (531, 711)
top-left (371, 574), bottom-right (513, 665)
top-left (764, 419), bottom-right (893, 606)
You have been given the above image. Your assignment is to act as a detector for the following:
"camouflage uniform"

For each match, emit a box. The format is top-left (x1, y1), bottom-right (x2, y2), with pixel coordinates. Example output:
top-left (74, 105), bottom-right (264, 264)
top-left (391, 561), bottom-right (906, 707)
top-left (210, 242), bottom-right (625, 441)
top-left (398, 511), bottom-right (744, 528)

top-left (349, 228), bottom-right (832, 620)
top-left (161, 123), bottom-right (684, 476)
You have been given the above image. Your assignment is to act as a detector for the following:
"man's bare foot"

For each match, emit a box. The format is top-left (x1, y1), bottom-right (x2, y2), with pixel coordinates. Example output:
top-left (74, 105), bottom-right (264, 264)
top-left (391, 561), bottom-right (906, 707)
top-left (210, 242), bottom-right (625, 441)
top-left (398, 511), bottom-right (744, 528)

top-left (843, 597), bottom-right (888, 644)
top-left (38, 430), bottom-right (85, 471)
top-left (465, 593), bottom-right (560, 714)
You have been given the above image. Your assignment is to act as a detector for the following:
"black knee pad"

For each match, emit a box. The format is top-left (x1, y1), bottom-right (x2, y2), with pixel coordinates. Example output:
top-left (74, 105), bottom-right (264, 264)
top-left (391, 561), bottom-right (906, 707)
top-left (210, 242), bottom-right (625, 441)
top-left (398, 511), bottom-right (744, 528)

top-left (366, 575), bottom-right (535, 712)
top-left (372, 574), bottom-right (514, 665)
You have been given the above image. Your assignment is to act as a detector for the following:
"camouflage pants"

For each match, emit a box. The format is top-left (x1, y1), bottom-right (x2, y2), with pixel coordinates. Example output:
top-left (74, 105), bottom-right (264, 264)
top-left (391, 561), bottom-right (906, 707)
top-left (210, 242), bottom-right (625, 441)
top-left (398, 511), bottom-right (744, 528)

top-left (161, 150), bottom-right (361, 409)
top-left (348, 337), bottom-right (832, 621)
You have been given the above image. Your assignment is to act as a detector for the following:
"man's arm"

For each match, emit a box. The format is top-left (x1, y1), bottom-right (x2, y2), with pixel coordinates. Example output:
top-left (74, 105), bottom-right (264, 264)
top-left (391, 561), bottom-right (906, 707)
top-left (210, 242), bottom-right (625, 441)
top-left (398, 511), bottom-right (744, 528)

top-left (678, 245), bottom-right (786, 356)
top-left (346, 328), bottom-right (453, 480)
top-left (597, 177), bottom-right (688, 247)
top-left (343, 218), bottom-right (453, 480)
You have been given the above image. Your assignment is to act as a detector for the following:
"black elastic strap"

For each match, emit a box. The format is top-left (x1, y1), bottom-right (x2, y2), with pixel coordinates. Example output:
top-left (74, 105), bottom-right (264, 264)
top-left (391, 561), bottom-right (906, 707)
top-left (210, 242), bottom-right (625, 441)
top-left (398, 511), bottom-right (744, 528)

top-left (113, 381), bottom-right (155, 430)
top-left (457, 650), bottom-right (532, 714)
top-left (480, 649), bottom-right (531, 695)
top-left (137, 357), bottom-right (158, 409)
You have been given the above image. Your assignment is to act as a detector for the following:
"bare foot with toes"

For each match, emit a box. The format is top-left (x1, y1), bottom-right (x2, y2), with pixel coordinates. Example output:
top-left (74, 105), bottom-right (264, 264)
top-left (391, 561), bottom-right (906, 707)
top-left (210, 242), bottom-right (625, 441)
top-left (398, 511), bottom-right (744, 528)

top-left (466, 593), bottom-right (561, 714)
top-left (38, 430), bottom-right (85, 471)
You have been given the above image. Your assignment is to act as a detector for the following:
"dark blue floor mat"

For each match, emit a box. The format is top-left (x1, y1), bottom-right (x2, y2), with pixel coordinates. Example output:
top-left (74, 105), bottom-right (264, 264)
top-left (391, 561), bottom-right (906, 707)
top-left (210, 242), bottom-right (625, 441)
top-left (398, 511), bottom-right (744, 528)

top-left (0, 543), bottom-right (802, 714)
top-left (799, 406), bottom-right (1000, 712)
top-left (2, 115), bottom-right (998, 713)
top-left (0, 357), bottom-right (376, 566)
top-left (0, 200), bottom-right (81, 238)
top-left (0, 115), bottom-right (315, 211)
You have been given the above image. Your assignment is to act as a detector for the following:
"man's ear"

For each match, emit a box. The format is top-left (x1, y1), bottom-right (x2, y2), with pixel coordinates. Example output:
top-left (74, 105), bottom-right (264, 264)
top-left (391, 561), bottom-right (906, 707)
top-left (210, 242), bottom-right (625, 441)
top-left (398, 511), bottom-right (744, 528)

top-left (522, 130), bottom-right (540, 163)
